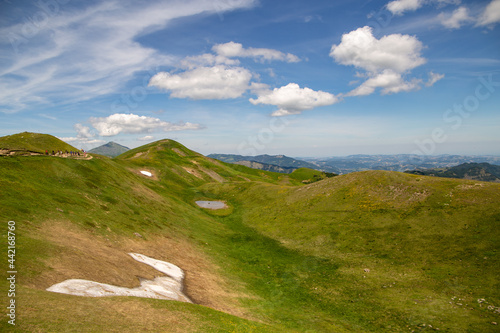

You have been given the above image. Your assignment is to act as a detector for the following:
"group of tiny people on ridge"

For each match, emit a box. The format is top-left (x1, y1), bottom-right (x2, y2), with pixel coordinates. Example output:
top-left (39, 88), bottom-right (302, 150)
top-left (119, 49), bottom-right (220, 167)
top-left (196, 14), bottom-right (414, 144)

top-left (45, 149), bottom-right (87, 158)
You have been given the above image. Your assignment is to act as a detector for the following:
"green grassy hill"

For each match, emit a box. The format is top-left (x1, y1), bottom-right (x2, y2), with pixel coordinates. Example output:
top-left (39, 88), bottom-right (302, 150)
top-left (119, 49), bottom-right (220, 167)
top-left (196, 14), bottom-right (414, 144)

top-left (0, 132), bottom-right (78, 155)
top-left (202, 171), bottom-right (500, 332)
top-left (1, 133), bottom-right (499, 332)
top-left (289, 167), bottom-right (337, 183)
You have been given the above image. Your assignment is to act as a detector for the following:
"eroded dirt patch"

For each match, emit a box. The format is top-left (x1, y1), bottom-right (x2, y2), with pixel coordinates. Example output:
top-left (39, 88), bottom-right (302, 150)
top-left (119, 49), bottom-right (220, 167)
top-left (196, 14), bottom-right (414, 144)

top-left (172, 148), bottom-right (186, 157)
top-left (31, 221), bottom-right (253, 319)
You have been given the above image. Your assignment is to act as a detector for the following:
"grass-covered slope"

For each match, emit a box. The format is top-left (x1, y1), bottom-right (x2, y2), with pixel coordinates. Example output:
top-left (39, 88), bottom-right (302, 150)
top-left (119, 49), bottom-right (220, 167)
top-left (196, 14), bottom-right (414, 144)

top-left (1, 134), bottom-right (499, 332)
top-left (0, 151), bottom-right (279, 332)
top-left (115, 138), bottom-right (291, 187)
top-left (289, 167), bottom-right (337, 183)
top-left (202, 171), bottom-right (500, 332)
top-left (0, 132), bottom-right (78, 154)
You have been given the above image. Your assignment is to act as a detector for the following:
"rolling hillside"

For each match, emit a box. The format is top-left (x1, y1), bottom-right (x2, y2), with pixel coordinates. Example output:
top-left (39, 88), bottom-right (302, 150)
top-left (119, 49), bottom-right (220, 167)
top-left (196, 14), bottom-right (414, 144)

top-left (1, 133), bottom-right (499, 332)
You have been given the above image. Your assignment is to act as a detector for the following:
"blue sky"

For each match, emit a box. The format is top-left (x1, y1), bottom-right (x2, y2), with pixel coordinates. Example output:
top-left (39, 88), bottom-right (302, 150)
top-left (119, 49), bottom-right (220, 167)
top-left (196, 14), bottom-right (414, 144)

top-left (1, 0), bottom-right (499, 157)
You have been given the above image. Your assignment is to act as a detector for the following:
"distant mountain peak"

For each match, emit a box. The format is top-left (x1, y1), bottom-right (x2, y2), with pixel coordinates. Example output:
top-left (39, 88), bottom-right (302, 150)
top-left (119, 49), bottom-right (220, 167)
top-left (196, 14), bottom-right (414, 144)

top-left (89, 141), bottom-right (130, 157)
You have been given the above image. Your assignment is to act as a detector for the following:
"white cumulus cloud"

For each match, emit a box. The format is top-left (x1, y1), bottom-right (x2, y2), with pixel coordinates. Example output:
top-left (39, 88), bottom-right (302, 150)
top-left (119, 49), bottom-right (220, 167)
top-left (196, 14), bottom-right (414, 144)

top-left (347, 70), bottom-right (422, 96)
top-left (58, 123), bottom-right (103, 145)
top-left (386, 0), bottom-right (424, 15)
top-left (249, 83), bottom-right (338, 116)
top-left (149, 65), bottom-right (252, 100)
top-left (330, 26), bottom-right (426, 73)
top-left (89, 113), bottom-right (202, 137)
top-left (330, 26), bottom-right (433, 96)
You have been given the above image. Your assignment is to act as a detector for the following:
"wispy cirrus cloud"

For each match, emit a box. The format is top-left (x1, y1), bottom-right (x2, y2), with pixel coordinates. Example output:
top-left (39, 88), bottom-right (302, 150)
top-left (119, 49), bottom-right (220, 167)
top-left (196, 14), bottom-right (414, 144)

top-left (384, 0), bottom-right (500, 29)
top-left (212, 42), bottom-right (300, 63)
top-left (179, 41), bottom-right (300, 69)
top-left (0, 0), bottom-right (258, 113)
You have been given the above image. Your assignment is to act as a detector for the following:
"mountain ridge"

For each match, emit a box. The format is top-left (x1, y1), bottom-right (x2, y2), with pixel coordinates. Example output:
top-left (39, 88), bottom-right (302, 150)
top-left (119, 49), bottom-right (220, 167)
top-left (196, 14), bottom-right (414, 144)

top-left (406, 162), bottom-right (500, 182)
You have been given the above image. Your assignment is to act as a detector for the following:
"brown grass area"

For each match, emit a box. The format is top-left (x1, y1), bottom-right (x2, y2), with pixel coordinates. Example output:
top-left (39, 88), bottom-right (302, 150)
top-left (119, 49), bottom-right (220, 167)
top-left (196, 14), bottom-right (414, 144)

top-left (198, 166), bottom-right (225, 183)
top-left (29, 221), bottom-right (253, 319)
top-left (181, 166), bottom-right (204, 179)
top-left (171, 148), bottom-right (186, 157)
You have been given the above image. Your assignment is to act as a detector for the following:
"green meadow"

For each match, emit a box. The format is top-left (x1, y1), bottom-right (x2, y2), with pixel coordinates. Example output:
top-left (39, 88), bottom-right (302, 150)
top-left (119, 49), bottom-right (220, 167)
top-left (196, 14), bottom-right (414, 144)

top-left (1, 133), bottom-right (499, 332)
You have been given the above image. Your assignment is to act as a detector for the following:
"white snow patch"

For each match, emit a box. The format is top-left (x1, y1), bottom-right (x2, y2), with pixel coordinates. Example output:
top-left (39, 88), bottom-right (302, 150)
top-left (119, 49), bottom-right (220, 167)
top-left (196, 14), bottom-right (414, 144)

top-left (140, 170), bottom-right (152, 177)
top-left (129, 253), bottom-right (184, 282)
top-left (46, 253), bottom-right (191, 303)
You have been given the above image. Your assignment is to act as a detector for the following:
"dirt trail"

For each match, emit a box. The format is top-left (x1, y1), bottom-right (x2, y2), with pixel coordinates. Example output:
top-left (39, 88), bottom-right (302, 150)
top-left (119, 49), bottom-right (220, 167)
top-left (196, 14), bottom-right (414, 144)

top-left (0, 149), bottom-right (93, 159)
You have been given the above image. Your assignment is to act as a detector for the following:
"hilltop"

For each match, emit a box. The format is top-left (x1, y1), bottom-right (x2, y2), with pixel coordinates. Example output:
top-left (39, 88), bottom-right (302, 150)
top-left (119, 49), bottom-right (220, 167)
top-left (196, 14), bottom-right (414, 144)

top-left (0, 132), bottom-right (78, 156)
top-left (89, 141), bottom-right (129, 157)
top-left (1, 132), bottom-right (499, 332)
top-left (406, 162), bottom-right (500, 182)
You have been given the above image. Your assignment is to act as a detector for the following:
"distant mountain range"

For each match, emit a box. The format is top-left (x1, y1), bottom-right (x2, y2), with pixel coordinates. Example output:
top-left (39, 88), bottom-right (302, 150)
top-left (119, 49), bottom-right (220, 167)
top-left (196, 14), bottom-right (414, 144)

top-left (301, 154), bottom-right (500, 174)
top-left (209, 153), bottom-right (500, 176)
top-left (406, 162), bottom-right (500, 183)
top-left (207, 154), bottom-right (317, 174)
top-left (89, 142), bottom-right (130, 157)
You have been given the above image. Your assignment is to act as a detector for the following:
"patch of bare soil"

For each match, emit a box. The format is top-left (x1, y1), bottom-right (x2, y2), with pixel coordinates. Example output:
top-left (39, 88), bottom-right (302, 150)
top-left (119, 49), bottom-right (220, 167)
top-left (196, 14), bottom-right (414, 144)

top-left (172, 148), bottom-right (186, 157)
top-left (32, 221), bottom-right (253, 319)
top-left (182, 166), bottom-right (204, 179)
top-left (132, 151), bottom-right (146, 159)
top-left (199, 167), bottom-right (225, 183)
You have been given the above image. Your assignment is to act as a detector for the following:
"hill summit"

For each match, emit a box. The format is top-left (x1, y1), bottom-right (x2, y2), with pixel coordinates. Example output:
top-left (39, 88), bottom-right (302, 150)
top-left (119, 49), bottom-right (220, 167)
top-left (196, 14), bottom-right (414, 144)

top-left (89, 141), bottom-right (130, 157)
top-left (0, 132), bottom-right (78, 155)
